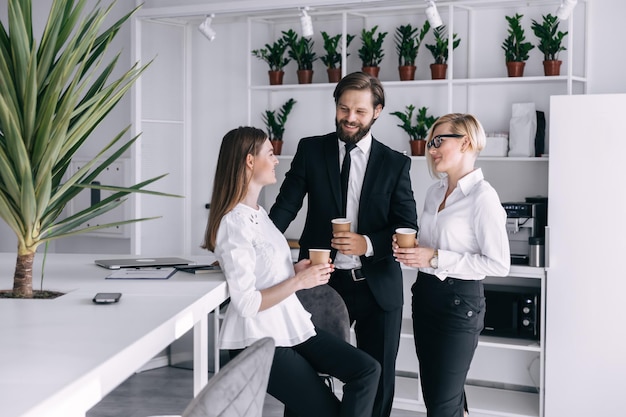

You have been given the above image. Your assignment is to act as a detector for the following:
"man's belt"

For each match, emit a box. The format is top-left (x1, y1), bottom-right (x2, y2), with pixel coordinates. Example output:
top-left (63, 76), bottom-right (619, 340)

top-left (334, 268), bottom-right (366, 282)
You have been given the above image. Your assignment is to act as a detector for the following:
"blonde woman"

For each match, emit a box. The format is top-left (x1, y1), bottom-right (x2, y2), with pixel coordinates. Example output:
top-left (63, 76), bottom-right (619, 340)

top-left (393, 114), bottom-right (510, 417)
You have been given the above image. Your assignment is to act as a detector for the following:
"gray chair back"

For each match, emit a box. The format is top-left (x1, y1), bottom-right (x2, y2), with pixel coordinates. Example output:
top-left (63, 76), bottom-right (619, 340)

top-left (182, 337), bottom-right (275, 417)
top-left (296, 284), bottom-right (350, 342)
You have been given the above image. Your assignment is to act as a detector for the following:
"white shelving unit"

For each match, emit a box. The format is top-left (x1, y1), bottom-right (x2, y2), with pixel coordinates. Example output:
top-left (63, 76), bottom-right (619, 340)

top-left (245, 2), bottom-right (585, 416)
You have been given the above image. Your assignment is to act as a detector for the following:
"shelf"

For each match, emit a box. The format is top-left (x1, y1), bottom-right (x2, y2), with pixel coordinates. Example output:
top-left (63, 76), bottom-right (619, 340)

top-left (398, 265), bottom-right (546, 277)
top-left (394, 376), bottom-right (540, 417)
top-left (508, 265), bottom-right (546, 279)
top-left (250, 82), bottom-right (337, 91)
top-left (400, 318), bottom-right (541, 352)
top-left (413, 156), bottom-right (549, 162)
top-left (251, 76), bottom-right (585, 90)
top-left (479, 335), bottom-right (541, 352)
top-left (276, 154), bottom-right (548, 162)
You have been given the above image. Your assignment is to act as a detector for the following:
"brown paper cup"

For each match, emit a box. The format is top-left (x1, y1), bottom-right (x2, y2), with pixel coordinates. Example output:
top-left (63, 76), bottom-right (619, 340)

top-left (331, 218), bottom-right (351, 233)
top-left (309, 249), bottom-right (331, 265)
top-left (395, 228), bottom-right (417, 248)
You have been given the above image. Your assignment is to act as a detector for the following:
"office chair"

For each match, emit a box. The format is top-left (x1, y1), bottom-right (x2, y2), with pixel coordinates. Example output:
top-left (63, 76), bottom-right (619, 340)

top-left (185, 337), bottom-right (274, 417)
top-left (283, 284), bottom-right (351, 417)
top-left (151, 337), bottom-right (275, 417)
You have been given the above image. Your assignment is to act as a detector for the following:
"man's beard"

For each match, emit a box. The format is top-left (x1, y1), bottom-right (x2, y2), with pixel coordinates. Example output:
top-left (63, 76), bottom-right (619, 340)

top-left (335, 117), bottom-right (376, 144)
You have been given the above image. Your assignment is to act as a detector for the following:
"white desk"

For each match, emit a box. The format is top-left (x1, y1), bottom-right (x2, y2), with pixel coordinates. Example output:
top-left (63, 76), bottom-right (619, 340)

top-left (0, 253), bottom-right (228, 417)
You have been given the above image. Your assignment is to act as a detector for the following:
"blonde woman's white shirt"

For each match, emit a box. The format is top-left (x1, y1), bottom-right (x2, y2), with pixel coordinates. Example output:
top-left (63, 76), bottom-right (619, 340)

top-left (419, 168), bottom-right (511, 281)
top-left (214, 203), bottom-right (315, 349)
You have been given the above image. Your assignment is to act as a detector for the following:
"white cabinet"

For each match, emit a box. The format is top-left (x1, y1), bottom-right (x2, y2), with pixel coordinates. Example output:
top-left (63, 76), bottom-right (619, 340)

top-left (545, 94), bottom-right (626, 417)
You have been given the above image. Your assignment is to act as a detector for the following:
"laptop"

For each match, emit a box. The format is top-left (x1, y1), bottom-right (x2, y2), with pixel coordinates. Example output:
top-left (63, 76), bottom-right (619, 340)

top-left (95, 257), bottom-right (194, 270)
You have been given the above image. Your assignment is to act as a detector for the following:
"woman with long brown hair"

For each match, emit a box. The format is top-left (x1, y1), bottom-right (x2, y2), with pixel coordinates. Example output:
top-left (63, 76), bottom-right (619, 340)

top-left (203, 126), bottom-right (380, 417)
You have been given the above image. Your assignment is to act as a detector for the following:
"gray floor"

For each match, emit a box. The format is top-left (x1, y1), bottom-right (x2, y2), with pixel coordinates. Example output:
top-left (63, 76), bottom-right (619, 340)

top-left (87, 366), bottom-right (421, 417)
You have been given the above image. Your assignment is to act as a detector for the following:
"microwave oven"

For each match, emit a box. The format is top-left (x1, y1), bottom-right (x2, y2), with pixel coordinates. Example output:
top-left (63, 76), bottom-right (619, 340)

top-left (482, 284), bottom-right (540, 340)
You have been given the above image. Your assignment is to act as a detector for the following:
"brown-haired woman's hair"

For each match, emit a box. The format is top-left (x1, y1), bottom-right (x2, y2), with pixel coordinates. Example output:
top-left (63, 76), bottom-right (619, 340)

top-left (425, 113), bottom-right (486, 179)
top-left (202, 126), bottom-right (268, 251)
top-left (333, 71), bottom-right (385, 109)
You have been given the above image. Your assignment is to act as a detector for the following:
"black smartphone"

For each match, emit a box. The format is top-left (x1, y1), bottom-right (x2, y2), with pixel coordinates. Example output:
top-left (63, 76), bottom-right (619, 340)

top-left (92, 292), bottom-right (122, 304)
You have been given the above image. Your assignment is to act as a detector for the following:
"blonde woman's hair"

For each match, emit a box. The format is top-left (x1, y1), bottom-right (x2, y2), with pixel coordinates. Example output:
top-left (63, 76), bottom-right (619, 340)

top-left (425, 113), bottom-right (486, 179)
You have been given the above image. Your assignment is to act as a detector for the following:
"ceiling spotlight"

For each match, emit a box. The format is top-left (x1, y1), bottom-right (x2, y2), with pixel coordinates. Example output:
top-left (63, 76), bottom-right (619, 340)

top-left (300, 7), bottom-right (314, 38)
top-left (425, 1), bottom-right (443, 28)
top-left (555, 0), bottom-right (578, 20)
top-left (198, 14), bottom-right (216, 41)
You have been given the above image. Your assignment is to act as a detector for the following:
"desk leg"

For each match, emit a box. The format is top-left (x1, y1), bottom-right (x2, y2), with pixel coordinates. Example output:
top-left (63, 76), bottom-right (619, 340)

top-left (213, 309), bottom-right (220, 373)
top-left (193, 313), bottom-right (208, 396)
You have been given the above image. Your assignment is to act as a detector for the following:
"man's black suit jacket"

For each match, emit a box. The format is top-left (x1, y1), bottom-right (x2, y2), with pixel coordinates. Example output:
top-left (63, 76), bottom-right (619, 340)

top-left (269, 132), bottom-right (418, 311)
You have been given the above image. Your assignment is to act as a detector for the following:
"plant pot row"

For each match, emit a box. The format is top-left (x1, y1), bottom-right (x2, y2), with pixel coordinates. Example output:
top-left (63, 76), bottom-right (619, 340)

top-left (268, 63), bottom-right (449, 85)
top-left (268, 60), bottom-right (561, 85)
top-left (506, 60), bottom-right (562, 77)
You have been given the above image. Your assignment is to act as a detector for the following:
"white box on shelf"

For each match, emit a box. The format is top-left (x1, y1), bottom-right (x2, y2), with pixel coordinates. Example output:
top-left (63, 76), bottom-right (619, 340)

top-left (482, 135), bottom-right (509, 157)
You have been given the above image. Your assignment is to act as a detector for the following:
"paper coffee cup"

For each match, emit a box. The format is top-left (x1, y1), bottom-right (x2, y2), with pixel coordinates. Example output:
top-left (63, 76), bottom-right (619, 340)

top-left (309, 249), bottom-right (331, 265)
top-left (395, 228), bottom-right (417, 248)
top-left (331, 218), bottom-right (351, 233)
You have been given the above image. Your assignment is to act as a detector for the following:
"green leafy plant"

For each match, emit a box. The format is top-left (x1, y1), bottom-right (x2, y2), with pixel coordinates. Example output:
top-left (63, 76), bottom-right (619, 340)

top-left (425, 25), bottom-right (461, 65)
top-left (320, 31), bottom-right (355, 69)
top-left (390, 105), bottom-right (437, 140)
top-left (358, 25), bottom-right (388, 67)
top-left (0, 0), bottom-right (179, 298)
top-left (251, 38), bottom-right (291, 71)
top-left (394, 21), bottom-right (430, 66)
top-left (282, 29), bottom-right (318, 70)
top-left (502, 13), bottom-right (534, 62)
top-left (262, 98), bottom-right (297, 141)
top-left (531, 13), bottom-right (568, 61)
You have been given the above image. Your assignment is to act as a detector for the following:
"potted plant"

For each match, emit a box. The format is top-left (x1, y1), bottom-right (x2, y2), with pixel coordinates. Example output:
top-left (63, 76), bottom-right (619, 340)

top-left (0, 0), bottom-right (176, 298)
top-left (320, 31), bottom-right (355, 83)
top-left (425, 25), bottom-right (461, 80)
top-left (282, 29), bottom-right (318, 84)
top-left (390, 105), bottom-right (437, 156)
top-left (358, 25), bottom-right (388, 78)
top-left (394, 21), bottom-right (430, 81)
top-left (262, 98), bottom-right (297, 155)
top-left (501, 13), bottom-right (534, 77)
top-left (531, 13), bottom-right (568, 76)
top-left (251, 38), bottom-right (291, 85)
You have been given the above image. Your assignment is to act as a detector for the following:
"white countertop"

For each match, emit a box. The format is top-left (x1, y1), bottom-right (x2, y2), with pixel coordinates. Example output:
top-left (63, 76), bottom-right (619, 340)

top-left (0, 252), bottom-right (228, 417)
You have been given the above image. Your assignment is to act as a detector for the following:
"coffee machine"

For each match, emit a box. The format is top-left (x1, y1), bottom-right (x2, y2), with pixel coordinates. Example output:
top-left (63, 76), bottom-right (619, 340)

top-left (502, 197), bottom-right (547, 265)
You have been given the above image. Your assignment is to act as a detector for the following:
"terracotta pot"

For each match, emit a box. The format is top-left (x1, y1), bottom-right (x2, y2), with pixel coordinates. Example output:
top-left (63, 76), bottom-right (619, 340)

top-left (409, 140), bottom-right (426, 156)
top-left (430, 63), bottom-right (448, 80)
top-left (268, 70), bottom-right (284, 85)
top-left (398, 65), bottom-right (417, 81)
top-left (361, 66), bottom-right (380, 78)
top-left (271, 140), bottom-right (283, 155)
top-left (297, 69), bottom-right (314, 84)
top-left (327, 68), bottom-right (342, 83)
top-left (506, 61), bottom-right (525, 77)
top-left (543, 60), bottom-right (562, 76)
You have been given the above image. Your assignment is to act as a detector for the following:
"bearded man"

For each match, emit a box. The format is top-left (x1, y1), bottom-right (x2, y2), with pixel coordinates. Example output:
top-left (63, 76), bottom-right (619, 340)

top-left (269, 71), bottom-right (418, 417)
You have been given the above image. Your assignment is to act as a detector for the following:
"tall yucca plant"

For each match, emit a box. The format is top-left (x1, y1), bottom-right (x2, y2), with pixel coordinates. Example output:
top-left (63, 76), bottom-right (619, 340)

top-left (0, 0), bottom-right (173, 297)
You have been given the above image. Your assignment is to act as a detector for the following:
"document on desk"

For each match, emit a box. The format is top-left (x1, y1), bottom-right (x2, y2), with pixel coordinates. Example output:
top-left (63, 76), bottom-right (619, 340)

top-left (106, 267), bottom-right (177, 279)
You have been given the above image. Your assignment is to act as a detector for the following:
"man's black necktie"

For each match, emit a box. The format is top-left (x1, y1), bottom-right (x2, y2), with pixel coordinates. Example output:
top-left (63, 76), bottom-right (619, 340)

top-left (341, 142), bottom-right (356, 217)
